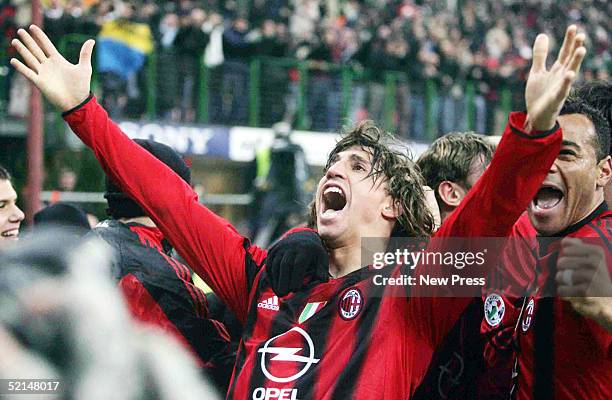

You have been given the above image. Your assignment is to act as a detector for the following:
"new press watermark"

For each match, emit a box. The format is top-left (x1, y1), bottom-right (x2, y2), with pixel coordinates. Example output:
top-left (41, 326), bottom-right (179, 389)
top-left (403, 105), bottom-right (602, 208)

top-left (0, 379), bottom-right (64, 395)
top-left (360, 237), bottom-right (493, 296)
top-left (371, 272), bottom-right (486, 288)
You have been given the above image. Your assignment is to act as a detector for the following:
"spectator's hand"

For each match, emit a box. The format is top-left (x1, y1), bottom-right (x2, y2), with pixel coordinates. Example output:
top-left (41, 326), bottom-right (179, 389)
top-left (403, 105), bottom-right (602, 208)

top-left (556, 237), bottom-right (612, 332)
top-left (525, 25), bottom-right (586, 132)
top-left (266, 229), bottom-right (329, 297)
top-left (10, 25), bottom-right (94, 112)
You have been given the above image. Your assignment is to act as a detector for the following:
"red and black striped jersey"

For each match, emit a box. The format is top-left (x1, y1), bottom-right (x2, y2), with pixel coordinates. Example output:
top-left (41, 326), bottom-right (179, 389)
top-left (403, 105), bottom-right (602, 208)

top-left (90, 220), bottom-right (233, 385)
top-left (483, 209), bottom-right (612, 400)
top-left (64, 95), bottom-right (562, 399)
top-left (494, 207), bottom-right (612, 400)
top-left (480, 213), bottom-right (538, 398)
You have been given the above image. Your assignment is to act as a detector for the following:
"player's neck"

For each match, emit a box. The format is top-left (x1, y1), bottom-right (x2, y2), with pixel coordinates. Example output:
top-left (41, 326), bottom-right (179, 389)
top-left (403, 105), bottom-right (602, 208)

top-left (604, 183), bottom-right (612, 208)
top-left (439, 203), bottom-right (457, 225)
top-left (329, 245), bottom-right (360, 278)
top-left (119, 216), bottom-right (156, 228)
top-left (327, 231), bottom-right (391, 278)
top-left (328, 243), bottom-right (365, 278)
top-left (439, 210), bottom-right (453, 224)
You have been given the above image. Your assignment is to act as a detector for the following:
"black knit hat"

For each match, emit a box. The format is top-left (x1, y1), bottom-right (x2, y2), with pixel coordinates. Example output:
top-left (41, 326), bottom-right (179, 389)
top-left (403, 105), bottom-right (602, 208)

top-left (104, 139), bottom-right (191, 219)
top-left (33, 202), bottom-right (91, 232)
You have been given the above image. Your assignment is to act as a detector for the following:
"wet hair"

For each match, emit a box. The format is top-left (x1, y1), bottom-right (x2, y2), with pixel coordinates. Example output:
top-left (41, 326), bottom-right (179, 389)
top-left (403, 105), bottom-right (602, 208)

top-left (416, 132), bottom-right (495, 206)
top-left (319, 120), bottom-right (434, 237)
top-left (560, 97), bottom-right (611, 161)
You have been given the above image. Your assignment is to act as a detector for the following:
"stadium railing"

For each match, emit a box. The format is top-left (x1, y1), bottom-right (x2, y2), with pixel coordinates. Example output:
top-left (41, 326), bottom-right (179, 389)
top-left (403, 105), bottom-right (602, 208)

top-left (0, 35), bottom-right (514, 141)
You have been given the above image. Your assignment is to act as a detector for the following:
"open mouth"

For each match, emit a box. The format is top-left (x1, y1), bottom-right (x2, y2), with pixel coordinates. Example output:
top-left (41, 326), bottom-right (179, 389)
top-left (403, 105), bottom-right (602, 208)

top-left (1, 229), bottom-right (19, 239)
top-left (532, 185), bottom-right (564, 211)
top-left (322, 185), bottom-right (347, 216)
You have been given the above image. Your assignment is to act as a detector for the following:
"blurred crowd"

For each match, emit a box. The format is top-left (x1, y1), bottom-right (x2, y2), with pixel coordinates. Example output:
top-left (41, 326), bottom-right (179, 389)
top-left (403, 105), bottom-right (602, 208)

top-left (0, 0), bottom-right (610, 137)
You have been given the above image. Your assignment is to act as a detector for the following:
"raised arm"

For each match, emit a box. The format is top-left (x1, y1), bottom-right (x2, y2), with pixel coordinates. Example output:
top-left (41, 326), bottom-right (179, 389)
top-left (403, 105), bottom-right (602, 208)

top-left (11, 25), bottom-right (264, 323)
top-left (410, 26), bottom-right (587, 348)
top-left (437, 25), bottom-right (586, 239)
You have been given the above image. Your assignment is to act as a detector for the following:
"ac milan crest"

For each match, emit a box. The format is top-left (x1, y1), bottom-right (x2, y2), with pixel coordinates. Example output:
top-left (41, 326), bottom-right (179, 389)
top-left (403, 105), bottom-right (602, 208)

top-left (521, 298), bottom-right (535, 332)
top-left (338, 288), bottom-right (364, 320)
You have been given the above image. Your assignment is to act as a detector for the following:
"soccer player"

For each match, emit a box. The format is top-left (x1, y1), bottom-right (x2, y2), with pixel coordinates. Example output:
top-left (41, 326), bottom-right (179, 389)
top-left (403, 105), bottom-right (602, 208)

top-left (11, 24), bottom-right (583, 399)
top-left (417, 132), bottom-right (495, 224)
top-left (90, 138), bottom-right (234, 391)
top-left (480, 95), bottom-right (612, 400)
top-left (413, 133), bottom-right (499, 399)
top-left (480, 80), bottom-right (612, 400)
top-left (561, 80), bottom-right (612, 333)
top-left (417, 96), bottom-right (612, 399)
top-left (501, 97), bottom-right (612, 399)
top-left (0, 165), bottom-right (25, 244)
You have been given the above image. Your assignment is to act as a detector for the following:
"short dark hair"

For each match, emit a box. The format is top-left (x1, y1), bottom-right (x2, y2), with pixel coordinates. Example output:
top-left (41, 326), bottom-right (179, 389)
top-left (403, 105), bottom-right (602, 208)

top-left (571, 80), bottom-right (612, 133)
top-left (416, 132), bottom-right (495, 205)
top-left (0, 165), bottom-right (11, 181)
top-left (33, 202), bottom-right (90, 232)
top-left (560, 97), bottom-right (611, 161)
top-left (321, 120), bottom-right (434, 237)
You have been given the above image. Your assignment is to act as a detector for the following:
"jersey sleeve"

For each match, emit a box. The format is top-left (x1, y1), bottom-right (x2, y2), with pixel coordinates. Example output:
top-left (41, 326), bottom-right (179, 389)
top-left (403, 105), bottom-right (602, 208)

top-left (63, 95), bottom-right (265, 323)
top-left (408, 112), bottom-right (562, 348)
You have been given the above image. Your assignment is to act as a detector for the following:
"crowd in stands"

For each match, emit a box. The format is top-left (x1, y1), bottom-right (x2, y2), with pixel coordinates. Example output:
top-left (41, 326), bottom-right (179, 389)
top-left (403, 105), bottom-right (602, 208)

top-left (1, 0), bottom-right (610, 138)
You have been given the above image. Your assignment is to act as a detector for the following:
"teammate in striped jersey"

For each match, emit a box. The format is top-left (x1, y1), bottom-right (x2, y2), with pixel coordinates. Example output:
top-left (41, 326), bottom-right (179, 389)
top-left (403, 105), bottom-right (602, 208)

top-left (484, 93), bottom-right (612, 400)
top-left (413, 133), bottom-right (498, 399)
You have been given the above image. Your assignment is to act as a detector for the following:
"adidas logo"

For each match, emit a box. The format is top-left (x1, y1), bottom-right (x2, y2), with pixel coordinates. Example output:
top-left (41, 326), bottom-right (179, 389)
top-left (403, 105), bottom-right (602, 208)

top-left (257, 295), bottom-right (280, 311)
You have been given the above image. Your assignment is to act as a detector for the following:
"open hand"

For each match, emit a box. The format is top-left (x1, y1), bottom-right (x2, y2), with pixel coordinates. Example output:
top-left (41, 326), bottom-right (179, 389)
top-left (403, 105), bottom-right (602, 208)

top-left (10, 25), bottom-right (94, 112)
top-left (525, 25), bottom-right (586, 132)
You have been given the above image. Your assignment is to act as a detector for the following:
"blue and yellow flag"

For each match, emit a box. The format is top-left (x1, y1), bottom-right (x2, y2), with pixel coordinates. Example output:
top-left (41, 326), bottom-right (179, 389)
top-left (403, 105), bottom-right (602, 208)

top-left (97, 19), bottom-right (153, 79)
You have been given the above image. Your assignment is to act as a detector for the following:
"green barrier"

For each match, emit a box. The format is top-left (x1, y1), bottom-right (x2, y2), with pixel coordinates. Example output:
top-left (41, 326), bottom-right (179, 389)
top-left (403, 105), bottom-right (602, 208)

top-left (47, 39), bottom-right (517, 140)
top-left (340, 66), bottom-right (352, 125)
top-left (145, 50), bottom-right (157, 119)
top-left (249, 58), bottom-right (261, 127)
top-left (382, 73), bottom-right (397, 132)
top-left (500, 85), bottom-right (512, 119)
top-left (425, 79), bottom-right (437, 141)
top-left (296, 62), bottom-right (308, 130)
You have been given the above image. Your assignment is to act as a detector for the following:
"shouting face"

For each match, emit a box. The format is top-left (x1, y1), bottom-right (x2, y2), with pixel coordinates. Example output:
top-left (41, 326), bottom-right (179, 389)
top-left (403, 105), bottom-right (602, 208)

top-left (528, 114), bottom-right (612, 235)
top-left (316, 146), bottom-right (398, 248)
